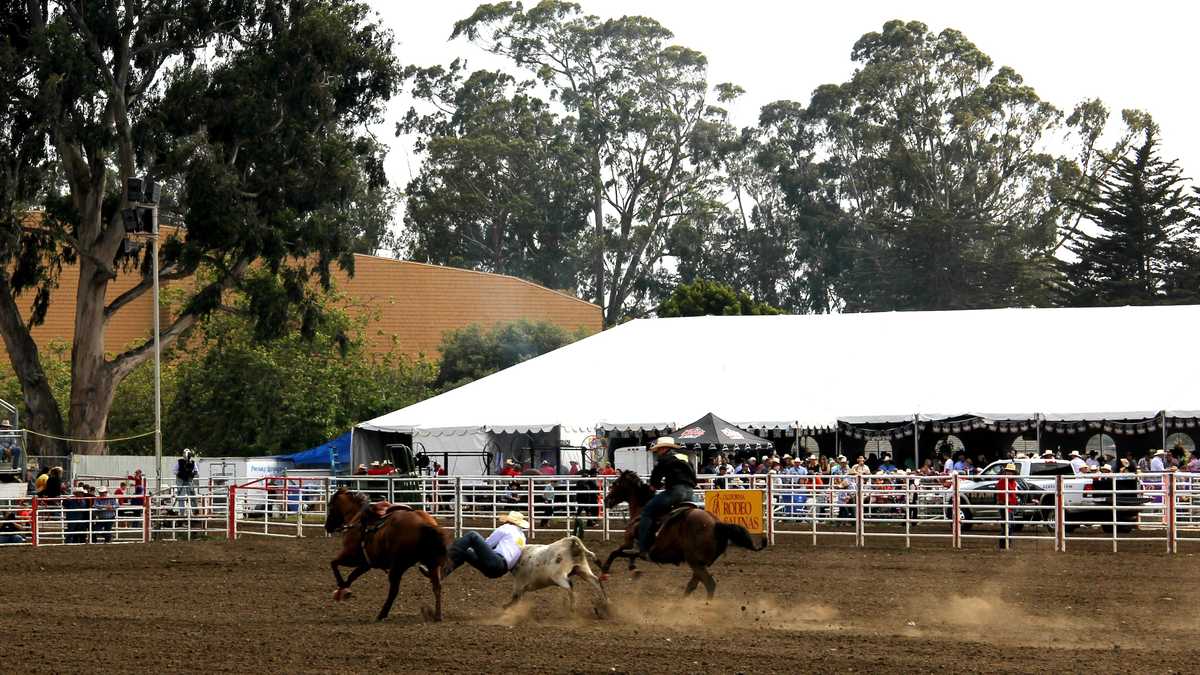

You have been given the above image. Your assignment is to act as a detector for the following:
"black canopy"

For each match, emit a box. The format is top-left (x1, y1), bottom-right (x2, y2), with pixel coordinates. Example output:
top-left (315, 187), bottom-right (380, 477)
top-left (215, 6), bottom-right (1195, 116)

top-left (672, 412), bottom-right (774, 450)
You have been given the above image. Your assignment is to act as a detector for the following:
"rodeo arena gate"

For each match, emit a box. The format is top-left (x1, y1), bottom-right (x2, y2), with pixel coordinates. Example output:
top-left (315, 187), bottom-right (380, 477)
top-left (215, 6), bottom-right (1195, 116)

top-left (5, 471), bottom-right (1200, 553)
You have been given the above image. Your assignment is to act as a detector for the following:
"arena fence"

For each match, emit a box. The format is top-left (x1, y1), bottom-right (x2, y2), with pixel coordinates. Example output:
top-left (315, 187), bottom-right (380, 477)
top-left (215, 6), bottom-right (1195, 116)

top-left (3, 472), bottom-right (1199, 553)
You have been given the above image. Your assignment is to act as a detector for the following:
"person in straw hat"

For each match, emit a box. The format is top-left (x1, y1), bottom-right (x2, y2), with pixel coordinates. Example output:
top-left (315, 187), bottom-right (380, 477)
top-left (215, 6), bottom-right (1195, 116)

top-left (637, 436), bottom-right (697, 559)
top-left (997, 463), bottom-right (1020, 550)
top-left (443, 511), bottom-right (529, 580)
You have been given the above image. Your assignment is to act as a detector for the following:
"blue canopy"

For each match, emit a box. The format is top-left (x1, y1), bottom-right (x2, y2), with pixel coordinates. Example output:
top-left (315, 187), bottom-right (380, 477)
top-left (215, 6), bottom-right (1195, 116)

top-left (274, 432), bottom-right (351, 469)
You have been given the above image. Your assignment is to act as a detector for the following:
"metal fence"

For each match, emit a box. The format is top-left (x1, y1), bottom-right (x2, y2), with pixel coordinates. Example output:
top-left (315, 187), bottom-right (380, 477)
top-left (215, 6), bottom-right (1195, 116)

top-left (3, 472), bottom-right (1200, 552)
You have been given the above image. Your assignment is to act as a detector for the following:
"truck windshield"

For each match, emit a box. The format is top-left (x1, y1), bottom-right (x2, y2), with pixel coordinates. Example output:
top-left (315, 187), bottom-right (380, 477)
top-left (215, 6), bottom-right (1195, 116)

top-left (1029, 463), bottom-right (1075, 476)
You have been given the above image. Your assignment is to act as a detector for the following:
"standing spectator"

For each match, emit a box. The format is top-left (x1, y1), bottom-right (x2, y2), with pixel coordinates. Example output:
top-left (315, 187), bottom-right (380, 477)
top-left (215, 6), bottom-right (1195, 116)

top-left (1085, 451), bottom-right (1100, 470)
top-left (432, 462), bottom-right (447, 476)
top-left (952, 453), bottom-right (966, 473)
top-left (699, 456), bottom-right (717, 475)
top-left (539, 460), bottom-right (557, 476)
top-left (1067, 450), bottom-right (1086, 474)
top-left (567, 460), bottom-right (581, 475)
top-left (353, 463), bottom-right (368, 475)
top-left (997, 463), bottom-right (1019, 550)
top-left (499, 459), bottom-right (521, 477)
top-left (597, 461), bottom-right (617, 477)
top-left (879, 454), bottom-right (897, 473)
top-left (42, 466), bottom-right (65, 498)
top-left (941, 451), bottom-right (954, 474)
top-left (366, 461), bottom-right (386, 475)
top-left (713, 464), bottom-right (730, 489)
top-left (917, 458), bottom-right (934, 476)
top-left (848, 455), bottom-right (870, 476)
top-left (1150, 449), bottom-right (1167, 473)
top-left (1185, 451), bottom-right (1200, 474)
top-left (64, 486), bottom-right (90, 544)
top-left (93, 487), bottom-right (117, 543)
top-left (175, 449), bottom-right (199, 515)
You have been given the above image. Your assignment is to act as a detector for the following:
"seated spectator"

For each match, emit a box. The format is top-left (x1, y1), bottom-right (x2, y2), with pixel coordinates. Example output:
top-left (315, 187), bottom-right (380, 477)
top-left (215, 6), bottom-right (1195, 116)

top-left (0, 511), bottom-right (25, 544)
top-left (353, 463), bottom-right (368, 475)
top-left (539, 460), bottom-right (556, 476)
top-left (830, 456), bottom-right (847, 475)
top-left (365, 461), bottom-right (386, 476)
top-left (917, 458), bottom-right (935, 476)
top-left (699, 457), bottom-right (717, 475)
top-left (713, 464), bottom-right (730, 489)
top-left (566, 460), bottom-right (580, 475)
top-left (597, 461), bottom-right (617, 476)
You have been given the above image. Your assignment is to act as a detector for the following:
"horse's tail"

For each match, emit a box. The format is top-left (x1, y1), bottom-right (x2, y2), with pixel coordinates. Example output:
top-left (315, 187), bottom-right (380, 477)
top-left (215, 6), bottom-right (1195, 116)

top-left (415, 513), bottom-right (449, 568)
top-left (714, 522), bottom-right (766, 554)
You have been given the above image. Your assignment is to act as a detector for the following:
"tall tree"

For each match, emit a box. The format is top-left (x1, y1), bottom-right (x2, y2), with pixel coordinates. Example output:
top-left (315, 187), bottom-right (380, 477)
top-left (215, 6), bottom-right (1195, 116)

top-left (796, 20), bottom-right (1062, 311)
top-left (452, 1), bottom-right (727, 324)
top-left (656, 278), bottom-right (781, 318)
top-left (399, 62), bottom-right (589, 291)
top-left (1061, 124), bottom-right (1199, 305)
top-left (0, 1), bottom-right (400, 454)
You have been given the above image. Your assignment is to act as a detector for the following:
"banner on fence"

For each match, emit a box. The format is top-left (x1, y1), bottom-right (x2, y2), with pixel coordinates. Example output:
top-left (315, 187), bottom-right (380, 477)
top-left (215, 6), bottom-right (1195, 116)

top-left (704, 489), bottom-right (764, 534)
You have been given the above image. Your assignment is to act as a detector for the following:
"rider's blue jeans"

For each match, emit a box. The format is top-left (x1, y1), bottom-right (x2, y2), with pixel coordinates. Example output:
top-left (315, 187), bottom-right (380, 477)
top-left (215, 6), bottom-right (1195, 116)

top-left (637, 484), bottom-right (693, 552)
top-left (447, 530), bottom-right (509, 579)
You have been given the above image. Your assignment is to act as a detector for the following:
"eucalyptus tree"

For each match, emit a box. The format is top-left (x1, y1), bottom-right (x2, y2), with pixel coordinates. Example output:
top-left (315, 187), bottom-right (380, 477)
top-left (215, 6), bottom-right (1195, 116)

top-left (0, 1), bottom-right (400, 453)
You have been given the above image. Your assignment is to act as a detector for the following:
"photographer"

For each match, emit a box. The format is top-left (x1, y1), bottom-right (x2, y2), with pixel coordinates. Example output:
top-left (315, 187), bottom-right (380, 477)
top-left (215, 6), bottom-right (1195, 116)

top-left (176, 449), bottom-right (199, 515)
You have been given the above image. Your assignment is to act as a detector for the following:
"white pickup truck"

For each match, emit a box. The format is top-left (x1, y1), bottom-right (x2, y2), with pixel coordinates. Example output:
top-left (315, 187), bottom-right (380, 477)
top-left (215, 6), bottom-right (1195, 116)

top-left (953, 458), bottom-right (1092, 531)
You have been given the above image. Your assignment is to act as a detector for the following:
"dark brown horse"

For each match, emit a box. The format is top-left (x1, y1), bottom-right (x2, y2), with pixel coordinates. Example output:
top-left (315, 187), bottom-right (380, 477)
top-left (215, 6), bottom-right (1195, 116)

top-left (325, 488), bottom-right (449, 621)
top-left (601, 470), bottom-right (764, 599)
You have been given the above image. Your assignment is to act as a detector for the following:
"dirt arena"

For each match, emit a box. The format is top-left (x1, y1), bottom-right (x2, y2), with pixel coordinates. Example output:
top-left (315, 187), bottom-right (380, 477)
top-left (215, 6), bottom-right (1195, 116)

top-left (3, 533), bottom-right (1196, 674)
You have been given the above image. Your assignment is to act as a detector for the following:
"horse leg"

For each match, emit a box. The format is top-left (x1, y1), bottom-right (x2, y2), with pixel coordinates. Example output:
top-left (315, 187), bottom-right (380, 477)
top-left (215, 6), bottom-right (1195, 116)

top-left (601, 546), bottom-right (629, 573)
top-left (684, 567), bottom-right (702, 596)
top-left (696, 564), bottom-right (716, 600)
top-left (421, 565), bottom-right (443, 622)
top-left (376, 565), bottom-right (405, 622)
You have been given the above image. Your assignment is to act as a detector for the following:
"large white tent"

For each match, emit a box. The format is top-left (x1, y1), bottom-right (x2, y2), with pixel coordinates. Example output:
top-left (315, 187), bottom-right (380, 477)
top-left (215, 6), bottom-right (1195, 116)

top-left (354, 305), bottom-right (1200, 470)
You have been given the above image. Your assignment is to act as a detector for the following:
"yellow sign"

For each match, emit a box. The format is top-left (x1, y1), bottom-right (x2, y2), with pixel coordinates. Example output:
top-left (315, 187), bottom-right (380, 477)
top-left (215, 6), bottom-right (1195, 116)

top-left (704, 489), bottom-right (764, 534)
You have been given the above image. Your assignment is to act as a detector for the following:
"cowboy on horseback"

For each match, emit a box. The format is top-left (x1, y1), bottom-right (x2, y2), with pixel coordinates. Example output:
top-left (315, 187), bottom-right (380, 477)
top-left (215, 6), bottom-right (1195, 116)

top-left (638, 436), bottom-right (697, 558)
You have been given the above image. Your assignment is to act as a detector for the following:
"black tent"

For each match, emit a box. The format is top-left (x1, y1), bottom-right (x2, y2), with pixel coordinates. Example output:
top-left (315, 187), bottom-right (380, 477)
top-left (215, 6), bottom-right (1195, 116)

top-left (672, 412), bottom-right (774, 451)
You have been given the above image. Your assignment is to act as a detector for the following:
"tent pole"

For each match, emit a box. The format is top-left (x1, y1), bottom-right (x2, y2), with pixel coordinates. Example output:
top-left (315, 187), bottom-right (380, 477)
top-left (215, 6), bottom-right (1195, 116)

top-left (1162, 410), bottom-right (1167, 452)
top-left (913, 414), bottom-right (919, 471)
top-left (1035, 414), bottom-right (1041, 455)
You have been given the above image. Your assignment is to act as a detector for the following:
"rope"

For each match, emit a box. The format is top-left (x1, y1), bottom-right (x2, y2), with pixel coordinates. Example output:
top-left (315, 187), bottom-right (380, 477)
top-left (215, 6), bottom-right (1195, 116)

top-left (23, 428), bottom-right (155, 443)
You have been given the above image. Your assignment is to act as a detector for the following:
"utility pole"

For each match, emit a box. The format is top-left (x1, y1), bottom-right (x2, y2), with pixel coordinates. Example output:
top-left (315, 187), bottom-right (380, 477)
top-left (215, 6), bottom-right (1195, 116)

top-left (124, 177), bottom-right (161, 491)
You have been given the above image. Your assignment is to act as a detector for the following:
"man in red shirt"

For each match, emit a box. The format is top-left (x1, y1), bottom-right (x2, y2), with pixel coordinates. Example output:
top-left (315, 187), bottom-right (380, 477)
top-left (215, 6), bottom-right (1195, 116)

top-left (996, 463), bottom-right (1019, 550)
top-left (498, 459), bottom-right (521, 478)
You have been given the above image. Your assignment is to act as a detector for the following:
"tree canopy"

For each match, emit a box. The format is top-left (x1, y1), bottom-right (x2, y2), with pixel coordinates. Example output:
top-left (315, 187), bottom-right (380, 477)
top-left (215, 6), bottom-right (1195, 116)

top-left (0, 0), bottom-right (400, 453)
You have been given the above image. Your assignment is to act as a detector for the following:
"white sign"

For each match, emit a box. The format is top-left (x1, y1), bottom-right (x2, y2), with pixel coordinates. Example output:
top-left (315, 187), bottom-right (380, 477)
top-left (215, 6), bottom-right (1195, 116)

top-left (246, 459), bottom-right (285, 478)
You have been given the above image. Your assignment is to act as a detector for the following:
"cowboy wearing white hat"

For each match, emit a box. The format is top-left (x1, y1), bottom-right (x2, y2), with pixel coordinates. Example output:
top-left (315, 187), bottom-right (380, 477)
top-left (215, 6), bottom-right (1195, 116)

top-left (637, 437), bottom-right (697, 558)
top-left (444, 510), bottom-right (528, 580)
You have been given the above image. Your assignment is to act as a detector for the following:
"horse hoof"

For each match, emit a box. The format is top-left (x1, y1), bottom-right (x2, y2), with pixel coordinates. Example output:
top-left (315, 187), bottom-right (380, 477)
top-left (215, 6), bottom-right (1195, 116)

top-left (333, 588), bottom-right (353, 602)
top-left (420, 606), bottom-right (442, 622)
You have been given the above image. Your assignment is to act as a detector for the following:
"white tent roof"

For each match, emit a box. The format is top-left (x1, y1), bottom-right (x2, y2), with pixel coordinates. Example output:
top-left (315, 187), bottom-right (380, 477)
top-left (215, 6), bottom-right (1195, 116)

top-left (358, 305), bottom-right (1200, 434)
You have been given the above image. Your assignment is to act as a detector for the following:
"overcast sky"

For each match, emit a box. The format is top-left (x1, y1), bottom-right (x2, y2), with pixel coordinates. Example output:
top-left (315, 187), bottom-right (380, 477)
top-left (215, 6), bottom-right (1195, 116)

top-left (370, 0), bottom-right (1197, 193)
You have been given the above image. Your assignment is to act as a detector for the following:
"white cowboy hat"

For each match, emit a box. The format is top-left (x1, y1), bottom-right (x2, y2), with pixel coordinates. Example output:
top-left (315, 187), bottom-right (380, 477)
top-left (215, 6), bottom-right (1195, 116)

top-left (98, 486), bottom-right (109, 494)
top-left (1041, 450), bottom-right (1054, 457)
top-left (499, 511), bottom-right (529, 529)
top-left (649, 436), bottom-right (682, 451)
top-left (1154, 449), bottom-right (1166, 456)
top-left (1003, 463), bottom-right (1018, 472)
top-left (1069, 451), bottom-right (1080, 457)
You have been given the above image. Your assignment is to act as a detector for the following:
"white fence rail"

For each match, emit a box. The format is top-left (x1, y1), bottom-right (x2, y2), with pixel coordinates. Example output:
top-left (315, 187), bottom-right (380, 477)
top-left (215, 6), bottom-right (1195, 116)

top-left (3, 472), bottom-right (1200, 552)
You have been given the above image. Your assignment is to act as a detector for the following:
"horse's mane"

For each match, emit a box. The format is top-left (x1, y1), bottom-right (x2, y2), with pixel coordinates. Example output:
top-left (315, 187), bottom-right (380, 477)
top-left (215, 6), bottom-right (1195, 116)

top-left (619, 470), bottom-right (654, 504)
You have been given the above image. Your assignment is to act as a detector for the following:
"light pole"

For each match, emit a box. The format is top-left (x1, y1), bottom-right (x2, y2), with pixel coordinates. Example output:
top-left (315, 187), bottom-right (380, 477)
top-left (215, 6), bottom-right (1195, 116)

top-left (124, 177), bottom-right (161, 491)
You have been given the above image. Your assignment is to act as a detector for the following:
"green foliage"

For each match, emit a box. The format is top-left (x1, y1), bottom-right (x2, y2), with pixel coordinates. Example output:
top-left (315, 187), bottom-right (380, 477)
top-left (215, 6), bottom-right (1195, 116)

top-left (165, 286), bottom-right (437, 457)
top-left (399, 62), bottom-right (589, 291)
top-left (436, 320), bottom-right (589, 391)
top-left (0, 1), bottom-right (402, 451)
top-left (449, 1), bottom-right (730, 324)
top-left (793, 20), bottom-right (1062, 311)
top-left (657, 279), bottom-right (782, 318)
top-left (1061, 125), bottom-right (1200, 305)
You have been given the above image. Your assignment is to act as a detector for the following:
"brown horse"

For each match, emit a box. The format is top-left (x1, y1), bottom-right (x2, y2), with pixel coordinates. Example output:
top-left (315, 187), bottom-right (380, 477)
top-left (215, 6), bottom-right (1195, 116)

top-left (601, 470), bottom-right (764, 599)
top-left (324, 488), bottom-right (449, 621)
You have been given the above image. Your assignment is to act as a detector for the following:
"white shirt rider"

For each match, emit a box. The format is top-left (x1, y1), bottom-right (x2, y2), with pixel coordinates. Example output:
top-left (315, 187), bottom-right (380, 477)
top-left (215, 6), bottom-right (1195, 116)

top-left (485, 522), bottom-right (526, 570)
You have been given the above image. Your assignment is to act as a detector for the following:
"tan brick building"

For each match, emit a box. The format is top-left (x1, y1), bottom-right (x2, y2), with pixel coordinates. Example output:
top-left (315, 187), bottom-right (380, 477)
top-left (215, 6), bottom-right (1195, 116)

top-left (18, 248), bottom-right (602, 360)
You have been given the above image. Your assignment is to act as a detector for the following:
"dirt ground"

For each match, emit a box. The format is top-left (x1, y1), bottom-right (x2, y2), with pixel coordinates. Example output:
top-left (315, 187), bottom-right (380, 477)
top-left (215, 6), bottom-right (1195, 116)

top-left (3, 533), bottom-right (1197, 674)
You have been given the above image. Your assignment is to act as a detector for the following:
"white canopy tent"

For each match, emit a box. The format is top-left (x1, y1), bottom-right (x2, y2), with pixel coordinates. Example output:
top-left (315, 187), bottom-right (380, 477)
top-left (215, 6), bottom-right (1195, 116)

top-left (355, 305), bottom-right (1200, 470)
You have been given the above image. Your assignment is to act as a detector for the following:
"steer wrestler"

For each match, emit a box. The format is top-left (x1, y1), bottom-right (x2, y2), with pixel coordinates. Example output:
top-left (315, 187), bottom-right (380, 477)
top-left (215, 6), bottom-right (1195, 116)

top-left (442, 511), bottom-right (528, 579)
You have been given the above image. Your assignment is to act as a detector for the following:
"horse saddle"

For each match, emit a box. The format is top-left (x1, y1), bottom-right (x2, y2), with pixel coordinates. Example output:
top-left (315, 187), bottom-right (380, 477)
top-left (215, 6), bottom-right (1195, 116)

top-left (654, 503), bottom-right (698, 537)
top-left (362, 502), bottom-right (414, 536)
